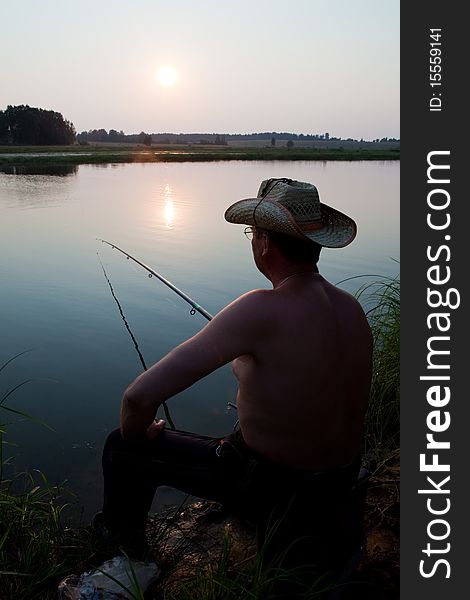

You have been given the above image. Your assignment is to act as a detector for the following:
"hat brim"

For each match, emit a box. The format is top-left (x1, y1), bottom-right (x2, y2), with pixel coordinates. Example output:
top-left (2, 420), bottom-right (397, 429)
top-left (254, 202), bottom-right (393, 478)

top-left (225, 197), bottom-right (357, 248)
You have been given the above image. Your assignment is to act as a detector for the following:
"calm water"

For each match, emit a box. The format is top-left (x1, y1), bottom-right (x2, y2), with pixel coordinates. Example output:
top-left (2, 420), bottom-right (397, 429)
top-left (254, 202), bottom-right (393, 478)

top-left (0, 160), bottom-right (399, 518)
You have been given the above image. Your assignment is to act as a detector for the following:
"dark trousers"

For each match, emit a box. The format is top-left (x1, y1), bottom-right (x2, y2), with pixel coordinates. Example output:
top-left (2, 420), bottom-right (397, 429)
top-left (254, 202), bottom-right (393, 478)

top-left (101, 428), bottom-right (362, 575)
top-left (102, 427), bottom-right (233, 535)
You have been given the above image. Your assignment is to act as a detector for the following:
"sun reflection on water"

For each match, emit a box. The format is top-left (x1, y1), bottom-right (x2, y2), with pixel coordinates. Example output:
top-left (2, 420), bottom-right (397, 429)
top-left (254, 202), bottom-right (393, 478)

top-left (164, 183), bottom-right (175, 228)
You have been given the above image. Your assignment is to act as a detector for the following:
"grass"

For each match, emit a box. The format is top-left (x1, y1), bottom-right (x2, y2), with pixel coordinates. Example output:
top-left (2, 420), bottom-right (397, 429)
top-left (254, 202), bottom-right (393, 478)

top-left (148, 506), bottom-right (336, 600)
top-left (0, 354), bottom-right (95, 600)
top-left (356, 273), bottom-right (400, 456)
top-left (165, 532), bottom-right (333, 600)
top-left (0, 144), bottom-right (400, 166)
top-left (0, 472), bottom-right (77, 599)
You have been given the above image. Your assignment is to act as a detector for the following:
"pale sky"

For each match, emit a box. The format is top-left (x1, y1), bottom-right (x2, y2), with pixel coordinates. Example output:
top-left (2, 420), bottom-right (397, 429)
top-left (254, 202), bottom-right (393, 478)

top-left (0, 0), bottom-right (399, 140)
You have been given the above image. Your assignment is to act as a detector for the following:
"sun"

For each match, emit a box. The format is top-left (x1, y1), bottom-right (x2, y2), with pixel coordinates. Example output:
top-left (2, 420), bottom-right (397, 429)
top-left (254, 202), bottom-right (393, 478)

top-left (157, 66), bottom-right (178, 87)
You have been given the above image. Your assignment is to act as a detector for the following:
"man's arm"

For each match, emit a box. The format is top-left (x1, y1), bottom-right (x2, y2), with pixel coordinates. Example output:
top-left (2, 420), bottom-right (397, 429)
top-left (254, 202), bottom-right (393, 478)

top-left (120, 289), bottom-right (270, 441)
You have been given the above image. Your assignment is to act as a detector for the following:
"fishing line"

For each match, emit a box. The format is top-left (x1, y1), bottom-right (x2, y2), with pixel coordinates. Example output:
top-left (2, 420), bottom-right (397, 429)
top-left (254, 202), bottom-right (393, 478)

top-left (98, 254), bottom-right (148, 371)
top-left (97, 252), bottom-right (175, 430)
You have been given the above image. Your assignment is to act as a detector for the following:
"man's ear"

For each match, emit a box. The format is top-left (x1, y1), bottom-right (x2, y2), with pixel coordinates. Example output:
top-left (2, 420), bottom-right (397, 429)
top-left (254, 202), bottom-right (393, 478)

top-left (261, 231), bottom-right (269, 256)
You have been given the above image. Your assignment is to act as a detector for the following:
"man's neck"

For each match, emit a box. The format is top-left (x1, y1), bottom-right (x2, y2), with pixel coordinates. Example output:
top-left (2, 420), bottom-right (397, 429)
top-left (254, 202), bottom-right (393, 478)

top-left (270, 265), bottom-right (319, 289)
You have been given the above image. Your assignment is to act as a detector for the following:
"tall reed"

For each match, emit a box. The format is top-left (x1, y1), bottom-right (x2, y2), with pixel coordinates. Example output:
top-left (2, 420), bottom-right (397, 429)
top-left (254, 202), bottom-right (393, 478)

top-left (356, 273), bottom-right (400, 454)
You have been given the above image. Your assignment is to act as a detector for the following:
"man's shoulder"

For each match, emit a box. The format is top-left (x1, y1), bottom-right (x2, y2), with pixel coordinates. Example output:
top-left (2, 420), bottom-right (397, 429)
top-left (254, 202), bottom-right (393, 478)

top-left (321, 278), bottom-right (365, 310)
top-left (225, 288), bottom-right (273, 311)
top-left (321, 282), bottom-right (372, 340)
top-left (207, 289), bottom-right (276, 342)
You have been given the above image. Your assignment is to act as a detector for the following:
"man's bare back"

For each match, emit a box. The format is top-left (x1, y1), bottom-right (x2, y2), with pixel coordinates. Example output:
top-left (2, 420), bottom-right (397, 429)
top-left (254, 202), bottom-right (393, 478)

top-left (232, 273), bottom-right (372, 471)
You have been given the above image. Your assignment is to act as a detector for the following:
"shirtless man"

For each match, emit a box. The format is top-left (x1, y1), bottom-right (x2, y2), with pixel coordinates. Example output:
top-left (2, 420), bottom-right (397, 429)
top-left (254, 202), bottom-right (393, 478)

top-left (95, 178), bottom-right (373, 570)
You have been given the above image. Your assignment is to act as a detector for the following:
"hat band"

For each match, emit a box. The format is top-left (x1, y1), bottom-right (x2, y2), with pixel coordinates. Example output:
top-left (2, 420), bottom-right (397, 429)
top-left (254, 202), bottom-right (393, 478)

top-left (299, 220), bottom-right (324, 232)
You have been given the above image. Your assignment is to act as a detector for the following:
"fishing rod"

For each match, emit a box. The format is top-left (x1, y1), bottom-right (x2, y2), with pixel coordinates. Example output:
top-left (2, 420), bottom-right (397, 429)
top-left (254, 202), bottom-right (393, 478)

top-left (97, 239), bottom-right (213, 321)
top-left (97, 252), bottom-right (176, 430)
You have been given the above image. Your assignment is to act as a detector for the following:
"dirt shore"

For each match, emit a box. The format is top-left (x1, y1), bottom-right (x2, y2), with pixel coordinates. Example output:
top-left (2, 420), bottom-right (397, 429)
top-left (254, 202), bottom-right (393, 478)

top-left (144, 451), bottom-right (399, 599)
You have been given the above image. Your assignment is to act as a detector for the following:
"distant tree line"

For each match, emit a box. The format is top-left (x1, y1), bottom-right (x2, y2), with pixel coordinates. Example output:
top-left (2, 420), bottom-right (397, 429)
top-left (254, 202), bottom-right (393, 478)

top-left (0, 105), bottom-right (76, 145)
top-left (229, 132), bottom-right (333, 141)
top-left (76, 127), bottom-right (400, 146)
top-left (77, 128), bottom-right (126, 143)
top-left (77, 129), bottom-right (154, 146)
top-left (76, 130), bottom-right (230, 145)
top-left (148, 132), bottom-right (331, 144)
top-left (0, 104), bottom-right (400, 147)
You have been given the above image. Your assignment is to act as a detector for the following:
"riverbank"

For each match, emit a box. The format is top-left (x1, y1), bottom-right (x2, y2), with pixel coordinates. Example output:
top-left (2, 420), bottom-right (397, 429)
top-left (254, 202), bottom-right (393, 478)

top-left (0, 453), bottom-right (399, 599)
top-left (146, 453), bottom-right (399, 599)
top-left (0, 144), bottom-right (400, 166)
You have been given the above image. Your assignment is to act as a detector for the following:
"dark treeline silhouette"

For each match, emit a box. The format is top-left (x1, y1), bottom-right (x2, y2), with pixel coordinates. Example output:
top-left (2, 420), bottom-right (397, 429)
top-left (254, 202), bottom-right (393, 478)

top-left (77, 128), bottom-right (126, 143)
top-left (0, 105), bottom-right (76, 145)
top-left (77, 129), bottom-right (399, 145)
top-left (77, 130), bottom-right (227, 145)
top-left (148, 132), bottom-right (332, 143)
top-left (77, 129), bottom-right (152, 145)
top-left (0, 106), bottom-right (399, 147)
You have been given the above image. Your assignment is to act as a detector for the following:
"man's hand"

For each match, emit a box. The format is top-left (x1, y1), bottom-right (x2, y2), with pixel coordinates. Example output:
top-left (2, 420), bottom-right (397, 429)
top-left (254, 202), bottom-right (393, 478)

top-left (145, 419), bottom-right (166, 442)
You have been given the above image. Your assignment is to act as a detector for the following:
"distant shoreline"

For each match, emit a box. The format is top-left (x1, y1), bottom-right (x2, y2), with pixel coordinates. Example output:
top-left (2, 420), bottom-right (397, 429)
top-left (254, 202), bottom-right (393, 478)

top-left (0, 144), bottom-right (400, 166)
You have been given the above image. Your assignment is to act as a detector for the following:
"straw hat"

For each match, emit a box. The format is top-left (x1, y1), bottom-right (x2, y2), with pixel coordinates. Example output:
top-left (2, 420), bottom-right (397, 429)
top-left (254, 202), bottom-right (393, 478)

top-left (224, 178), bottom-right (357, 248)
